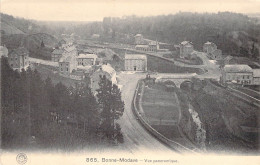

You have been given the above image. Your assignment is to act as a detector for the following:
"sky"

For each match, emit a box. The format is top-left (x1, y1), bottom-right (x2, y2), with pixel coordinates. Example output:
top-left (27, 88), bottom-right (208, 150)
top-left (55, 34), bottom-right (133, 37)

top-left (1, 0), bottom-right (260, 22)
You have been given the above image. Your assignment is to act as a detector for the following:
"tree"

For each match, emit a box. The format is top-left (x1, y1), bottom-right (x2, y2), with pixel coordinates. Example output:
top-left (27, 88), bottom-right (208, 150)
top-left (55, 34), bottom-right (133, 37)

top-left (96, 76), bottom-right (124, 143)
top-left (41, 40), bottom-right (45, 47)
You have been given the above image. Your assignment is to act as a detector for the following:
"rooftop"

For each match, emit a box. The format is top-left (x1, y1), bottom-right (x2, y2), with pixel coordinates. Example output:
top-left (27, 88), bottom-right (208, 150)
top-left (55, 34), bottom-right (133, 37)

top-left (77, 53), bottom-right (97, 59)
top-left (135, 45), bottom-right (149, 48)
top-left (59, 55), bottom-right (74, 63)
top-left (52, 49), bottom-right (64, 54)
top-left (99, 64), bottom-right (116, 76)
top-left (223, 64), bottom-right (253, 72)
top-left (125, 54), bottom-right (147, 60)
top-left (180, 41), bottom-right (193, 45)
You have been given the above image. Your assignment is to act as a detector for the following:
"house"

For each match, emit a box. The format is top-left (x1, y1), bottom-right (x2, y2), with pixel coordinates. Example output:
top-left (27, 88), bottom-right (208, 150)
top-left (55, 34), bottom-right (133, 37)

top-left (203, 41), bottom-right (222, 60)
top-left (0, 45), bottom-right (8, 57)
top-left (8, 47), bottom-right (29, 71)
top-left (51, 49), bottom-right (64, 62)
top-left (221, 64), bottom-right (253, 85)
top-left (179, 41), bottom-right (194, 58)
top-left (70, 70), bottom-right (85, 80)
top-left (90, 64), bottom-right (117, 95)
top-left (77, 54), bottom-right (98, 66)
top-left (59, 55), bottom-right (77, 76)
top-left (203, 41), bottom-right (217, 54)
top-left (125, 54), bottom-right (147, 71)
top-left (134, 34), bottom-right (144, 45)
top-left (253, 69), bottom-right (260, 85)
top-left (62, 45), bottom-right (77, 56)
top-left (209, 49), bottom-right (222, 60)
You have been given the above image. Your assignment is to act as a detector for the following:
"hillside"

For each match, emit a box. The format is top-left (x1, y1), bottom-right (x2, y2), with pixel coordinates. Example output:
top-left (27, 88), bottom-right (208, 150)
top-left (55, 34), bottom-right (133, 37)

top-left (72, 12), bottom-right (260, 59)
top-left (1, 13), bottom-right (59, 60)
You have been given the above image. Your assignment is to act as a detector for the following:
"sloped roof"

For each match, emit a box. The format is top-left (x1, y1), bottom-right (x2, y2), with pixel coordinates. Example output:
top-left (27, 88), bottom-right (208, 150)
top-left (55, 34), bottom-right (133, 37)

top-left (99, 64), bottom-right (115, 76)
top-left (180, 41), bottom-right (193, 45)
top-left (77, 53), bottom-right (97, 59)
top-left (204, 41), bottom-right (216, 46)
top-left (223, 65), bottom-right (253, 72)
top-left (52, 49), bottom-right (64, 54)
top-left (135, 45), bottom-right (149, 48)
top-left (59, 55), bottom-right (74, 62)
top-left (125, 54), bottom-right (147, 60)
top-left (135, 34), bottom-right (142, 37)
top-left (64, 45), bottom-right (77, 53)
top-left (253, 69), bottom-right (260, 77)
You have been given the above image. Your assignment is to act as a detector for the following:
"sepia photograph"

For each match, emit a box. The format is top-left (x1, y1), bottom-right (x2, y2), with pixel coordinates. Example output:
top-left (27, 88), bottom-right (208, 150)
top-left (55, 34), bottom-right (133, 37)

top-left (0, 0), bottom-right (260, 164)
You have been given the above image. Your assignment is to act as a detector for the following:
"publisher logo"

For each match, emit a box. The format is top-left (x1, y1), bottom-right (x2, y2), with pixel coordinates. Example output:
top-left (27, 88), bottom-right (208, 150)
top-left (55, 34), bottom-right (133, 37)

top-left (16, 153), bottom-right (27, 164)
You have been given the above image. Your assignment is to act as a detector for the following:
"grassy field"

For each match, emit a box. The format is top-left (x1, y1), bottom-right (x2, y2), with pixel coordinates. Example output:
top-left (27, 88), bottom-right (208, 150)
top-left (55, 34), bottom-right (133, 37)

top-left (141, 81), bottom-right (181, 140)
top-left (147, 55), bottom-right (203, 74)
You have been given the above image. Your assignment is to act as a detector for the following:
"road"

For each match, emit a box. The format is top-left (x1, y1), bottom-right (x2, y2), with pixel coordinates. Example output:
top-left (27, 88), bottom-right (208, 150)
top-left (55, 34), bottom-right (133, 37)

top-left (116, 72), bottom-right (177, 155)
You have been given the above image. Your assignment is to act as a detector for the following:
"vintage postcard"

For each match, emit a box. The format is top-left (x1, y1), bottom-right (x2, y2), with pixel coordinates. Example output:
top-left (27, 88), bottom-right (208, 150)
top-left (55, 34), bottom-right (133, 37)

top-left (0, 0), bottom-right (260, 164)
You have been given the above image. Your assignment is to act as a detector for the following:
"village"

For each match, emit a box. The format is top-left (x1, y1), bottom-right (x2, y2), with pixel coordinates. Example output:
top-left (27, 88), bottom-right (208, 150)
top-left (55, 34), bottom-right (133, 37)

top-left (1, 30), bottom-right (260, 153)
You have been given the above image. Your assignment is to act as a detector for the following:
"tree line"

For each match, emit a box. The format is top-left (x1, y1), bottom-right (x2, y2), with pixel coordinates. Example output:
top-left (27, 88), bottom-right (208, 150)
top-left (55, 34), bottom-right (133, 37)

top-left (1, 57), bottom-right (124, 150)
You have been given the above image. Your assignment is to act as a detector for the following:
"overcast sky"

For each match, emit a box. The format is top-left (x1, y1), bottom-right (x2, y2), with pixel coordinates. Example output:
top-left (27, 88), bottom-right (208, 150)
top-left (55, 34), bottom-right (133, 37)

top-left (1, 0), bottom-right (260, 21)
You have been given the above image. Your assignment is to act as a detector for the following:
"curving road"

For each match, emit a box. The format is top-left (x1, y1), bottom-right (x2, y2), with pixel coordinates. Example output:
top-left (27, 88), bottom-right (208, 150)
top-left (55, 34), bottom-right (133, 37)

top-left (116, 72), bottom-right (177, 155)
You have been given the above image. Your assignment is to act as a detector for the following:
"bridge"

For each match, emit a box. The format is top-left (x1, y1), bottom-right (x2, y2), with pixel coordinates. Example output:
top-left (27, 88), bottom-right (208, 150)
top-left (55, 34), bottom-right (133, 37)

top-left (154, 73), bottom-right (197, 88)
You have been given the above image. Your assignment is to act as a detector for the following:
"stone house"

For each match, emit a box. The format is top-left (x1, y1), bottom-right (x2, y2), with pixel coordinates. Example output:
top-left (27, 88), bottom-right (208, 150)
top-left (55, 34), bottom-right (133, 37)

top-left (125, 54), bottom-right (147, 71)
top-left (221, 65), bottom-right (253, 85)
top-left (8, 47), bottom-right (29, 71)
top-left (203, 41), bottom-right (217, 54)
top-left (59, 55), bottom-right (77, 76)
top-left (209, 49), bottom-right (222, 60)
top-left (253, 69), bottom-right (260, 85)
top-left (90, 64), bottom-right (117, 95)
top-left (51, 49), bottom-right (64, 62)
top-left (76, 54), bottom-right (98, 66)
top-left (179, 41), bottom-right (194, 58)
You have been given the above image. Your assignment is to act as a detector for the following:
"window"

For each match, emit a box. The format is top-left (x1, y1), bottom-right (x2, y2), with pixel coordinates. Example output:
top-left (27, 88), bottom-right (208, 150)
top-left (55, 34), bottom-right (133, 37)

top-left (247, 75), bottom-right (250, 79)
top-left (67, 68), bottom-right (69, 72)
top-left (61, 68), bottom-right (63, 71)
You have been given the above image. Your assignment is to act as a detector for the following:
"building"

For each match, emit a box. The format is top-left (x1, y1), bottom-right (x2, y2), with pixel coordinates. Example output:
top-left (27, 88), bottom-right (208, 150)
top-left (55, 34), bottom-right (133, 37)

top-left (70, 70), bottom-right (85, 80)
top-left (76, 54), bottom-right (98, 66)
top-left (125, 54), bottom-right (147, 71)
top-left (221, 65), bottom-right (253, 85)
top-left (135, 44), bottom-right (159, 52)
top-left (62, 45), bottom-right (78, 56)
top-left (203, 41), bottom-right (217, 54)
top-left (253, 69), bottom-right (260, 85)
top-left (0, 45), bottom-right (8, 57)
top-left (8, 47), bottom-right (29, 71)
top-left (134, 34), bottom-right (144, 45)
top-left (209, 49), bottom-right (222, 60)
top-left (179, 41), bottom-right (194, 58)
top-left (51, 49), bottom-right (64, 62)
top-left (90, 64), bottom-right (117, 95)
top-left (59, 55), bottom-right (77, 76)
top-left (203, 41), bottom-right (222, 60)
